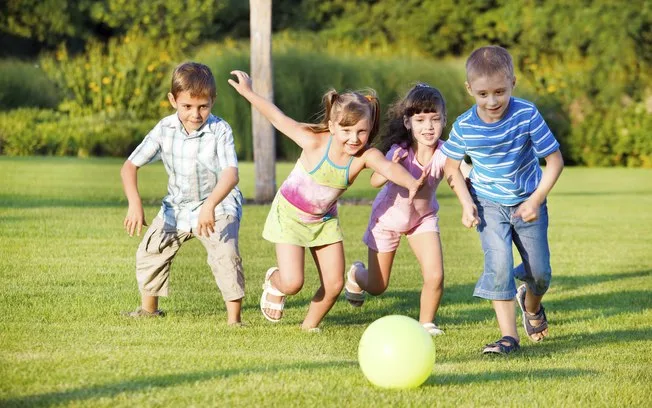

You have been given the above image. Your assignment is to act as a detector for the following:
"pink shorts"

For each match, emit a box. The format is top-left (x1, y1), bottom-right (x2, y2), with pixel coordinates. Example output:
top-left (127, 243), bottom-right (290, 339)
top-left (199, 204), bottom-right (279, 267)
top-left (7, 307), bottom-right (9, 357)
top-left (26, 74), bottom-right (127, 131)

top-left (363, 213), bottom-right (440, 253)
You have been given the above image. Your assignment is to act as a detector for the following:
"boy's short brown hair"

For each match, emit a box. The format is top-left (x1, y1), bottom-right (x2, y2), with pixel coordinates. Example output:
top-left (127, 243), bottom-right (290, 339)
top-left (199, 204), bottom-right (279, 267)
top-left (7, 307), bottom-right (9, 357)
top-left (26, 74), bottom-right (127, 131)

top-left (465, 46), bottom-right (514, 81)
top-left (170, 62), bottom-right (216, 100)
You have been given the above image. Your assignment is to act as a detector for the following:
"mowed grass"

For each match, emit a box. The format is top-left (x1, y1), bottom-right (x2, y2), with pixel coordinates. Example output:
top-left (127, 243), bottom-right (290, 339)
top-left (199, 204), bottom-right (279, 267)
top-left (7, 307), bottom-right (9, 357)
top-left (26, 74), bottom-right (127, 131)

top-left (1, 157), bottom-right (651, 407)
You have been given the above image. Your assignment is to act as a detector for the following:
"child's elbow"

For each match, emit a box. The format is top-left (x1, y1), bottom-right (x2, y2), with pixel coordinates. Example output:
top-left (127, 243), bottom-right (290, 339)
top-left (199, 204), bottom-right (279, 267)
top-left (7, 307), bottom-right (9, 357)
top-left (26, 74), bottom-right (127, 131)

top-left (120, 160), bottom-right (136, 178)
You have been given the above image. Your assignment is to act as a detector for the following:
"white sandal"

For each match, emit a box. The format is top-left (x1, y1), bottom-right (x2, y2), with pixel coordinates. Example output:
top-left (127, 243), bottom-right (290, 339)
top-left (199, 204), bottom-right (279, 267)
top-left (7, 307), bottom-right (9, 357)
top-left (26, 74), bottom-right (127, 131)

top-left (344, 262), bottom-right (366, 307)
top-left (422, 322), bottom-right (445, 336)
top-left (260, 267), bottom-right (286, 323)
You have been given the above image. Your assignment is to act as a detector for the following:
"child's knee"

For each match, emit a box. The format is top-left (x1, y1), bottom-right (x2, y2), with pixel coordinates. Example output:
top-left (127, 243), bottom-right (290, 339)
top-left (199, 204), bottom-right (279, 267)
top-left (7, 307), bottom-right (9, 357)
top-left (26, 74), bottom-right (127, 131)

top-left (531, 270), bottom-right (551, 296)
top-left (422, 271), bottom-right (444, 289)
top-left (281, 275), bottom-right (304, 295)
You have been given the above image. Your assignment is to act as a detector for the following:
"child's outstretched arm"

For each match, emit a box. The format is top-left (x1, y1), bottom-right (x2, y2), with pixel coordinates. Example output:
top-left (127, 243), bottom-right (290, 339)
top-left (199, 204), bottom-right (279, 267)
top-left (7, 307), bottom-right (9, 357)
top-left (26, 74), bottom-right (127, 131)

top-left (514, 149), bottom-right (564, 222)
top-left (228, 70), bottom-right (316, 150)
top-left (120, 160), bottom-right (147, 236)
top-left (444, 157), bottom-right (479, 228)
top-left (363, 148), bottom-right (425, 203)
top-left (369, 146), bottom-right (408, 188)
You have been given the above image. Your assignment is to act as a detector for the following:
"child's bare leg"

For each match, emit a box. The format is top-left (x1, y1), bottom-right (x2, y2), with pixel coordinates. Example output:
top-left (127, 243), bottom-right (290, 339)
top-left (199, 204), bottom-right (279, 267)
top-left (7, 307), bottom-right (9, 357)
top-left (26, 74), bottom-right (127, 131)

top-left (492, 299), bottom-right (519, 342)
top-left (407, 232), bottom-right (444, 324)
top-left (263, 243), bottom-right (305, 320)
top-left (141, 295), bottom-right (159, 313)
top-left (226, 298), bottom-right (242, 325)
top-left (356, 248), bottom-right (395, 295)
top-left (302, 242), bottom-right (345, 329)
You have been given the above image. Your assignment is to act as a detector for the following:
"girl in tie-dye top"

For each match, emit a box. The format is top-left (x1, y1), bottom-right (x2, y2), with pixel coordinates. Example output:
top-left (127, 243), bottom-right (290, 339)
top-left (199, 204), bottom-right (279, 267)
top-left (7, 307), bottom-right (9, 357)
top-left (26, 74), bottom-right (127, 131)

top-left (344, 84), bottom-right (471, 336)
top-left (229, 71), bottom-right (425, 331)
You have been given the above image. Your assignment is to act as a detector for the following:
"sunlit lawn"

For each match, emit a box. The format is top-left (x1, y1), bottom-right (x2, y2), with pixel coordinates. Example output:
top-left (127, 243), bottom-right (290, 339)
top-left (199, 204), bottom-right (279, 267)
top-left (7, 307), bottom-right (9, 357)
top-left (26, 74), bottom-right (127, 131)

top-left (1, 157), bottom-right (651, 407)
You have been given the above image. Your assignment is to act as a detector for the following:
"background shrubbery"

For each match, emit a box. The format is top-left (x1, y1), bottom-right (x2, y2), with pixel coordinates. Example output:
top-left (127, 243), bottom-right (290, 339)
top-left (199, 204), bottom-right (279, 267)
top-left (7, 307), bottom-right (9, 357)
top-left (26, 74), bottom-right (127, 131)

top-left (0, 60), bottom-right (60, 111)
top-left (0, 0), bottom-right (650, 166)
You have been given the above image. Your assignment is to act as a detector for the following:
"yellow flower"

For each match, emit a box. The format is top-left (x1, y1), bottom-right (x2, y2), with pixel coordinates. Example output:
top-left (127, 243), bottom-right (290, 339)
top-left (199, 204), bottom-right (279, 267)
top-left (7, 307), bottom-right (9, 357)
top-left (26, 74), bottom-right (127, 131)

top-left (55, 49), bottom-right (67, 61)
top-left (102, 77), bottom-right (111, 85)
top-left (105, 96), bottom-right (113, 105)
top-left (547, 84), bottom-right (557, 93)
top-left (89, 82), bottom-right (97, 89)
top-left (159, 100), bottom-right (168, 108)
top-left (134, 88), bottom-right (141, 96)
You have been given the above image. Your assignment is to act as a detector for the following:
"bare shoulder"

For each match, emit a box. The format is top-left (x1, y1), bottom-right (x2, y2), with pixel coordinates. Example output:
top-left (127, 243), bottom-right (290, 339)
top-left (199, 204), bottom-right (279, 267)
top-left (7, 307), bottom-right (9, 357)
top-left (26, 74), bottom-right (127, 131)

top-left (301, 129), bottom-right (329, 153)
top-left (359, 147), bottom-right (384, 166)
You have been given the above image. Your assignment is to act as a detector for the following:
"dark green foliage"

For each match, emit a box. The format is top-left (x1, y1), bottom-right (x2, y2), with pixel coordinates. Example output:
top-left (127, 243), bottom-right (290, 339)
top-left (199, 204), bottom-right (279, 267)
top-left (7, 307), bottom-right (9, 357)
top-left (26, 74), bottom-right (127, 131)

top-left (0, 0), bottom-right (649, 166)
top-left (0, 60), bottom-right (61, 111)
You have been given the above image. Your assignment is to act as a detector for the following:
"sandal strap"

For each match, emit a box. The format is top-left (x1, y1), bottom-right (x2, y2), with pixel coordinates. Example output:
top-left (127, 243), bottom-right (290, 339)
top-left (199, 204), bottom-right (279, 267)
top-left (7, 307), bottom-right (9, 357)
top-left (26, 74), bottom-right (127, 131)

top-left (499, 336), bottom-right (519, 346)
top-left (524, 305), bottom-right (546, 321)
top-left (344, 287), bottom-right (365, 301)
top-left (483, 335), bottom-right (520, 354)
top-left (261, 298), bottom-right (284, 311)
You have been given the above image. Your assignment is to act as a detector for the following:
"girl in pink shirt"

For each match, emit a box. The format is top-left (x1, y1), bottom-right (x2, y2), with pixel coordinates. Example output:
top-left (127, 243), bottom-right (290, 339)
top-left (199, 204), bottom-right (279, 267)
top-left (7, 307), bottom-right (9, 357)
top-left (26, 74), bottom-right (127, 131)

top-left (345, 84), bottom-right (470, 336)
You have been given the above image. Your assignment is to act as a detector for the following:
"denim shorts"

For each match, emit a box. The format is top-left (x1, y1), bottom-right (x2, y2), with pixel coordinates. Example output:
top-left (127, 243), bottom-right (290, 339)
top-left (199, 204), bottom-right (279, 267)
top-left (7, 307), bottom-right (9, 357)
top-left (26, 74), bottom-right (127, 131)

top-left (473, 196), bottom-right (552, 300)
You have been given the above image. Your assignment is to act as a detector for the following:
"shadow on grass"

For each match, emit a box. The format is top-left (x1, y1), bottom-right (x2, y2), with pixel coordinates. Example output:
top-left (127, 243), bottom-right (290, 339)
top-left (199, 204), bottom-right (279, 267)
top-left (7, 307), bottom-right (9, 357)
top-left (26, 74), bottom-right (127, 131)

top-left (425, 367), bottom-right (591, 386)
top-left (552, 269), bottom-right (651, 291)
top-left (324, 268), bottom-right (651, 327)
top-left (1, 360), bottom-right (355, 407)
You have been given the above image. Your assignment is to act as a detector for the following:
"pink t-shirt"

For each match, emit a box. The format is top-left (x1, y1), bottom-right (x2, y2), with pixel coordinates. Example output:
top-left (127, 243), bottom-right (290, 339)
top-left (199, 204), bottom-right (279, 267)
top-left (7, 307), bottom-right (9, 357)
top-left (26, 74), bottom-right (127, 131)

top-left (369, 141), bottom-right (447, 232)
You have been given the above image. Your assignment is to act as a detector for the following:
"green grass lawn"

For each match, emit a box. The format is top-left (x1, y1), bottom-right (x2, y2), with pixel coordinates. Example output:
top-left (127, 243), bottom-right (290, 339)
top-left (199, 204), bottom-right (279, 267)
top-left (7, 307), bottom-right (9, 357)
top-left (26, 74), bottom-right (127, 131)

top-left (1, 157), bottom-right (651, 407)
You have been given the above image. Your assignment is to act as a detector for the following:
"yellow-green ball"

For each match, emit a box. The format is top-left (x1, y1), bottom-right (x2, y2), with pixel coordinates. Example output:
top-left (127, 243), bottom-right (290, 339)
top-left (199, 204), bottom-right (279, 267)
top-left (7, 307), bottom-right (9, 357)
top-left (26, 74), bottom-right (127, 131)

top-left (358, 315), bottom-right (436, 389)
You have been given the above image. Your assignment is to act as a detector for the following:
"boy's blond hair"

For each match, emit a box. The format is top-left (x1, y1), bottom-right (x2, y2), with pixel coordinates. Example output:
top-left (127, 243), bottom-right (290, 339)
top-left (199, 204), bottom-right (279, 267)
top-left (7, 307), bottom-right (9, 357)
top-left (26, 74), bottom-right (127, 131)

top-left (465, 46), bottom-right (514, 81)
top-left (170, 62), bottom-right (216, 100)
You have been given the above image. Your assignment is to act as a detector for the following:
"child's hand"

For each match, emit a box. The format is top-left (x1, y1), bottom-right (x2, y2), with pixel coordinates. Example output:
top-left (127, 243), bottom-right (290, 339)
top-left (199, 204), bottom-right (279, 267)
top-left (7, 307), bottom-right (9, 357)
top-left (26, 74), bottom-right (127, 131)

top-left (391, 146), bottom-right (407, 163)
top-left (228, 70), bottom-right (253, 95)
top-left (461, 204), bottom-right (480, 228)
top-left (124, 204), bottom-right (147, 237)
top-left (513, 198), bottom-right (540, 222)
top-left (196, 205), bottom-right (215, 237)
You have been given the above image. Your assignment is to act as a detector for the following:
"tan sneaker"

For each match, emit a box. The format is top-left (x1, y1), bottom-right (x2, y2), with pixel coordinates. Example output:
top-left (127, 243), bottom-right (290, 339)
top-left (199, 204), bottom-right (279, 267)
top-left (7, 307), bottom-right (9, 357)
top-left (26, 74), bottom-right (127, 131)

top-left (121, 307), bottom-right (165, 318)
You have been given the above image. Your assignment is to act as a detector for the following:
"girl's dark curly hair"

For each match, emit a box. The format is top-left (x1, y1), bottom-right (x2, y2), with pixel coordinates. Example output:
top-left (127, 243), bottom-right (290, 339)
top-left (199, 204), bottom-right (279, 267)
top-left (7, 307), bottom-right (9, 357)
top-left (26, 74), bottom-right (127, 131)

top-left (376, 83), bottom-right (447, 154)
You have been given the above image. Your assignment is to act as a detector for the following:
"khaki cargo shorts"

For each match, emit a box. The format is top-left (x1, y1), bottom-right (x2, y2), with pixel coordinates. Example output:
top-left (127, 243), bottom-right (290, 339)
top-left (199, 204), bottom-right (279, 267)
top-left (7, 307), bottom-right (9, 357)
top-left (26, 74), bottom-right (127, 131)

top-left (135, 215), bottom-right (245, 301)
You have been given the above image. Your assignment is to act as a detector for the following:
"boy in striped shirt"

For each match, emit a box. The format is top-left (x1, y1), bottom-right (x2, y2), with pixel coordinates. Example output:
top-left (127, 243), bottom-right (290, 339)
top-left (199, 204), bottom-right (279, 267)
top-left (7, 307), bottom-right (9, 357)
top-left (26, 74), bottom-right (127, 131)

top-left (442, 46), bottom-right (564, 355)
top-left (120, 62), bottom-right (245, 325)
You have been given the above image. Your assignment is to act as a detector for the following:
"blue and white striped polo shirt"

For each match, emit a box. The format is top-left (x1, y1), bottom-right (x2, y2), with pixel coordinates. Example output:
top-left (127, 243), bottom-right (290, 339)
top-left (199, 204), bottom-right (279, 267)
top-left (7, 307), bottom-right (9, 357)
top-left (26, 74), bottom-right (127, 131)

top-left (128, 113), bottom-right (243, 232)
top-left (442, 97), bottom-right (559, 205)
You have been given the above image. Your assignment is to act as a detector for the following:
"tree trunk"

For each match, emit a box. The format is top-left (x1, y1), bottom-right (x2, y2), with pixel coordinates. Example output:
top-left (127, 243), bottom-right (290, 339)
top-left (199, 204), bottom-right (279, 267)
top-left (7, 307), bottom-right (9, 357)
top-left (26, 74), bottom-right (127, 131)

top-left (249, 0), bottom-right (276, 203)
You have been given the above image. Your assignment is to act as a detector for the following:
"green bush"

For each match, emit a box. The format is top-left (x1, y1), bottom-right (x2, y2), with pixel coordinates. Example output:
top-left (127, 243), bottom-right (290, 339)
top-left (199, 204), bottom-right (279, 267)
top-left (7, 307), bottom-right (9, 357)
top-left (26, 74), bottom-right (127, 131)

top-left (0, 60), bottom-right (60, 111)
top-left (0, 108), bottom-right (156, 157)
top-left (40, 30), bottom-right (182, 119)
top-left (568, 101), bottom-right (652, 167)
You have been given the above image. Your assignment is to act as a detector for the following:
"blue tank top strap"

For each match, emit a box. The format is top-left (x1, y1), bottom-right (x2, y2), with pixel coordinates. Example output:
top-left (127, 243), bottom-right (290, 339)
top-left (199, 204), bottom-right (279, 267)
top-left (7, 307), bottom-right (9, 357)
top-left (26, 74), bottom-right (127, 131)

top-left (308, 135), bottom-right (332, 174)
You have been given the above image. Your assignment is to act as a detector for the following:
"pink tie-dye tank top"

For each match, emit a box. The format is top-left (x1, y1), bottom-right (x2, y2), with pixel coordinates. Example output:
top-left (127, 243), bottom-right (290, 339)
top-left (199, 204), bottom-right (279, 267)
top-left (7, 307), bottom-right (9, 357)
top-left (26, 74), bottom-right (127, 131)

top-left (279, 136), bottom-right (352, 223)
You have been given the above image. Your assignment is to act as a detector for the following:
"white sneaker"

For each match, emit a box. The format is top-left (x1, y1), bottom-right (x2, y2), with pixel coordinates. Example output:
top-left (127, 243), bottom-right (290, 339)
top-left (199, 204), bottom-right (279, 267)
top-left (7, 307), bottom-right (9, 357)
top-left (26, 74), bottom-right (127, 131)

top-left (422, 322), bottom-right (444, 336)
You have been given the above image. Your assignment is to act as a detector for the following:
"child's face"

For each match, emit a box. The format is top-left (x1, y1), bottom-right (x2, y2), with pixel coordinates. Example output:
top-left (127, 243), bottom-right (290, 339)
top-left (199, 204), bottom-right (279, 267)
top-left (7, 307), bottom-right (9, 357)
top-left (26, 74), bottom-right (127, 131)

top-left (168, 91), bottom-right (214, 133)
top-left (465, 73), bottom-right (515, 123)
top-left (329, 115), bottom-right (372, 156)
top-left (404, 111), bottom-right (444, 150)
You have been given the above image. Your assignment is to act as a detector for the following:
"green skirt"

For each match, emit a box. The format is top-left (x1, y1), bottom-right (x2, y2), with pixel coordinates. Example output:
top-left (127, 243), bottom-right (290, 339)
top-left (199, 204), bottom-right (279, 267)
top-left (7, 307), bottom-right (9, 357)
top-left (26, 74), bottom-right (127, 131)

top-left (262, 192), bottom-right (343, 247)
